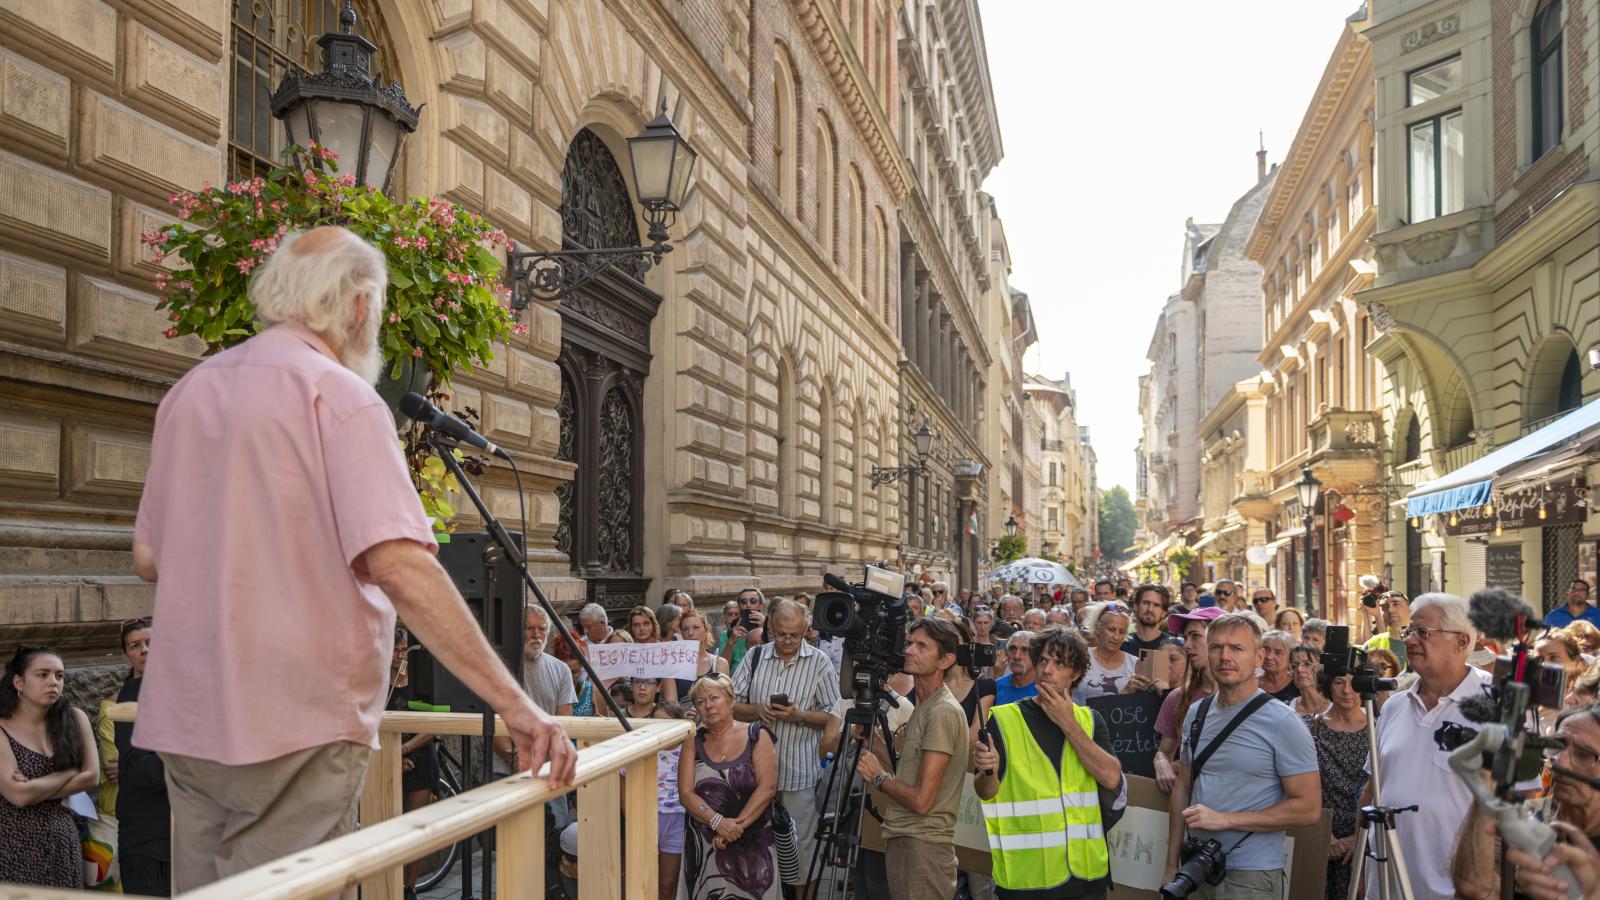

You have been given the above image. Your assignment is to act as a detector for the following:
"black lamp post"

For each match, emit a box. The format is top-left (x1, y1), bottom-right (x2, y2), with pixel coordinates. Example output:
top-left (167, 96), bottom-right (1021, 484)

top-left (871, 423), bottom-right (933, 485)
top-left (270, 1), bottom-right (420, 193)
top-left (1295, 465), bottom-right (1322, 613)
top-left (1004, 515), bottom-right (1018, 536)
top-left (507, 98), bottom-right (697, 311)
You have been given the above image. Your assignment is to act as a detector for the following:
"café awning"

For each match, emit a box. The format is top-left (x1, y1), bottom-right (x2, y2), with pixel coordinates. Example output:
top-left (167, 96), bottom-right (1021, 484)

top-left (1119, 535), bottom-right (1173, 572)
top-left (1406, 398), bottom-right (1600, 518)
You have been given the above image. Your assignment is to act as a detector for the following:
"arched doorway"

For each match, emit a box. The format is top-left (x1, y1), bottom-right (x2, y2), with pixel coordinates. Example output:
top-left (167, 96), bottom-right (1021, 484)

top-left (552, 128), bottom-right (661, 619)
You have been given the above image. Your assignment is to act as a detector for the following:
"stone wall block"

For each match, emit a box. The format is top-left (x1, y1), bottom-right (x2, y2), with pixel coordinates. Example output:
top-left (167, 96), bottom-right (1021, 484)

top-left (486, 168), bottom-right (533, 236)
top-left (0, 0), bottom-right (116, 86)
top-left (530, 404), bottom-right (559, 456)
top-left (508, 348), bottom-right (560, 404)
top-left (525, 303), bottom-right (561, 360)
top-left (439, 137), bottom-right (487, 208)
top-left (63, 423), bottom-right (150, 499)
top-left (69, 276), bottom-right (205, 373)
top-left (78, 92), bottom-right (221, 203)
top-left (0, 49), bottom-right (70, 159)
top-left (443, 92), bottom-right (510, 168)
top-left (0, 583), bottom-right (79, 626)
top-left (435, 29), bottom-right (488, 92)
top-left (480, 390), bottom-right (533, 445)
top-left (122, 21), bottom-right (224, 139)
top-left (509, 127), bottom-right (559, 200)
top-left (0, 411), bottom-right (62, 491)
top-left (0, 251), bottom-right (68, 345)
top-left (124, 0), bottom-right (227, 61)
top-left (487, 50), bottom-right (536, 120)
top-left (117, 201), bottom-right (185, 281)
top-left (0, 150), bottom-right (113, 264)
top-left (101, 579), bottom-right (156, 619)
top-left (471, 0), bottom-right (543, 78)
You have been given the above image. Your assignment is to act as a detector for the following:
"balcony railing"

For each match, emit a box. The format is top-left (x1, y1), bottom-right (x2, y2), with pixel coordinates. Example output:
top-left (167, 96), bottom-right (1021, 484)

top-left (1308, 408), bottom-right (1381, 455)
top-left (1042, 438), bottom-right (1065, 451)
top-left (18, 709), bottom-right (692, 899)
top-left (1436, 440), bottom-right (1483, 475)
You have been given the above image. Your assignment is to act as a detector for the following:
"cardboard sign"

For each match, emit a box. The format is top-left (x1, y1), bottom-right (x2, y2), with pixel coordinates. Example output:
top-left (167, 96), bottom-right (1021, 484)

top-left (1086, 691), bottom-right (1163, 778)
top-left (587, 640), bottom-right (700, 681)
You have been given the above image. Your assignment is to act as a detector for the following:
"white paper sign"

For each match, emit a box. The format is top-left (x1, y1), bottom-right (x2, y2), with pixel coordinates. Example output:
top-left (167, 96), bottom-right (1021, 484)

top-left (588, 640), bottom-right (700, 681)
top-left (1106, 808), bottom-right (1294, 900)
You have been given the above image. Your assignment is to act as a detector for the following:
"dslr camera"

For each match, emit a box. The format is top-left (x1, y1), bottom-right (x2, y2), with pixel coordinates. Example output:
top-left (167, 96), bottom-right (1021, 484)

top-left (815, 565), bottom-right (909, 676)
top-left (1159, 836), bottom-right (1225, 899)
top-left (955, 641), bottom-right (996, 673)
top-left (1319, 625), bottom-right (1398, 697)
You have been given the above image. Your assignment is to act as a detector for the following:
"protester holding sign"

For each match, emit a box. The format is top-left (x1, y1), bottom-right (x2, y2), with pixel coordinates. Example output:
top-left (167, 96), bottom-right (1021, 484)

top-left (973, 626), bottom-right (1125, 899)
top-left (1164, 613), bottom-right (1320, 899)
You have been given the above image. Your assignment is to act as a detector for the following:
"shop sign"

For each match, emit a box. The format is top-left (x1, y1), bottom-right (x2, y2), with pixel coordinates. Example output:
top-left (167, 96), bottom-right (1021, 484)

top-left (1443, 480), bottom-right (1588, 535)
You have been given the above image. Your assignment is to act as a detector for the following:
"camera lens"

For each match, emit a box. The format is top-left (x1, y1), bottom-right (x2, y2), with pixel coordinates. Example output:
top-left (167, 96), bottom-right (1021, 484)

top-left (815, 593), bottom-right (856, 634)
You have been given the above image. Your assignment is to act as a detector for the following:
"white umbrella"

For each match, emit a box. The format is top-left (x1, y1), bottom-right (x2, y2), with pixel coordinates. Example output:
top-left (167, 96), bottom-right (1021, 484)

top-left (986, 557), bottom-right (1081, 587)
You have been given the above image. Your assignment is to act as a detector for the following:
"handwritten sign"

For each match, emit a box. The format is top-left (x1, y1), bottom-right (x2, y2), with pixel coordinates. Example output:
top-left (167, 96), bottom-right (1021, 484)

top-left (587, 640), bottom-right (700, 681)
top-left (1086, 691), bottom-right (1163, 778)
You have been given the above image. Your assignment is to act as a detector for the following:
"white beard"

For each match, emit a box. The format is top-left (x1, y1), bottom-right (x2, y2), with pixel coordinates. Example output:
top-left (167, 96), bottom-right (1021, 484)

top-left (340, 303), bottom-right (384, 385)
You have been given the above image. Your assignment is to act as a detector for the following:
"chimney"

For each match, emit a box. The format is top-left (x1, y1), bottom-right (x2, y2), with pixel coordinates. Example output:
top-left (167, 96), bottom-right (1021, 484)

top-left (1256, 130), bottom-right (1268, 182)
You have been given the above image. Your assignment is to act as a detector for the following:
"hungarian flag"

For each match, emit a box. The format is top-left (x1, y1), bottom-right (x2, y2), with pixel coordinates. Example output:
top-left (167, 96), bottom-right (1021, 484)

top-left (965, 506), bottom-right (979, 536)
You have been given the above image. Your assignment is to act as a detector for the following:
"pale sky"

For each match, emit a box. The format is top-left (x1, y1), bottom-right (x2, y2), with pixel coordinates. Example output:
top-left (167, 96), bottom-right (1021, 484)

top-left (980, 0), bottom-right (1368, 494)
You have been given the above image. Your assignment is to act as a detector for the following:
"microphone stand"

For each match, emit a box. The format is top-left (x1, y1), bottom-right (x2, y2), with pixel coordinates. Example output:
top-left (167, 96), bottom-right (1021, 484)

top-left (425, 432), bottom-right (633, 735)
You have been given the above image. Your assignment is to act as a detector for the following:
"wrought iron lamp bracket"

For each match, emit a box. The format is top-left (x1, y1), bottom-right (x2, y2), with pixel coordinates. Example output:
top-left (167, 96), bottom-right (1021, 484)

top-left (507, 237), bottom-right (671, 311)
top-left (869, 462), bottom-right (927, 486)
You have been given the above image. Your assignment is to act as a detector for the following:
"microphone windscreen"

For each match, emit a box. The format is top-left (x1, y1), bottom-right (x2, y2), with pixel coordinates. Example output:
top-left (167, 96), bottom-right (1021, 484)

top-left (1467, 588), bottom-right (1541, 642)
top-left (1459, 691), bottom-right (1501, 724)
top-left (822, 572), bottom-right (852, 592)
top-left (398, 392), bottom-right (432, 421)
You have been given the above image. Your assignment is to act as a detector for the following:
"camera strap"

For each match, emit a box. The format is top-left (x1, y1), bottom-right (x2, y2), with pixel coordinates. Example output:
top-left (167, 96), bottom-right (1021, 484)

top-left (1187, 693), bottom-right (1274, 783)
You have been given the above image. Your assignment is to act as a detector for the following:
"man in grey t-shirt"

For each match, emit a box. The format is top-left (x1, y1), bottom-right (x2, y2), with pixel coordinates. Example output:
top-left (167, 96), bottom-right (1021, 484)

top-left (1164, 613), bottom-right (1320, 900)
top-left (495, 606), bottom-right (576, 773)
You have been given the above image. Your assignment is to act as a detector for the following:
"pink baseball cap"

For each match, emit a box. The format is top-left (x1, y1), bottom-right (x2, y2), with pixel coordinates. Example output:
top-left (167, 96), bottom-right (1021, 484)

top-left (1168, 605), bottom-right (1226, 635)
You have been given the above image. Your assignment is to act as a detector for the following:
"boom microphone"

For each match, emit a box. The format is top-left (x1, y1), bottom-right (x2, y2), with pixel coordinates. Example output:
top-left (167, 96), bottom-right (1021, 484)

top-left (1467, 587), bottom-right (1543, 643)
top-left (822, 572), bottom-right (853, 592)
top-left (399, 392), bottom-right (510, 460)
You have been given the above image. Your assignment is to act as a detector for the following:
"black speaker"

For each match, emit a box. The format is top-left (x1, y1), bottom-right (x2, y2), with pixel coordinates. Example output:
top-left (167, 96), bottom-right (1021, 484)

top-left (408, 531), bottom-right (525, 713)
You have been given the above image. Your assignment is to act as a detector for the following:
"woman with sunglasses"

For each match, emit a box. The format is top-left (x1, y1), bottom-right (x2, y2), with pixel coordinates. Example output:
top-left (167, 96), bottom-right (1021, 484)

top-left (1072, 603), bottom-right (1139, 704)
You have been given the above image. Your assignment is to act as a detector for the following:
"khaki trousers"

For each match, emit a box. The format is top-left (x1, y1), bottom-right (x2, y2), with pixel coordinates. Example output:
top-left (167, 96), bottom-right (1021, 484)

top-left (161, 741), bottom-right (370, 895)
top-left (884, 835), bottom-right (957, 900)
top-left (1194, 868), bottom-right (1284, 900)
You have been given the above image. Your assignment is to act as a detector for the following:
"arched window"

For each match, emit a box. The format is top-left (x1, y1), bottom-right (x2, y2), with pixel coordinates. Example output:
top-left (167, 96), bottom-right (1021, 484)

top-left (1525, 336), bottom-right (1583, 425)
top-left (814, 114), bottom-right (836, 255)
top-left (228, 0), bottom-right (402, 180)
top-left (847, 167), bottom-right (864, 289)
top-left (773, 49), bottom-right (798, 209)
top-left (874, 208), bottom-right (889, 321)
top-left (777, 359), bottom-right (797, 517)
top-left (819, 384), bottom-right (835, 525)
top-left (1402, 414), bottom-right (1422, 463)
top-left (1532, 0), bottom-right (1564, 159)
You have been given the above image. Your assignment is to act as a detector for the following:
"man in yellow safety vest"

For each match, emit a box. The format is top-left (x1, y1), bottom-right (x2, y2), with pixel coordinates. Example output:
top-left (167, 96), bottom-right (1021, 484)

top-left (973, 626), bottom-right (1126, 899)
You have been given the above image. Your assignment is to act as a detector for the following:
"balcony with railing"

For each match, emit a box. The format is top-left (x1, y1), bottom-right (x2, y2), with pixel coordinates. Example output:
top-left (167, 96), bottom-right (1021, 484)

top-left (16, 709), bottom-right (693, 900)
top-left (1042, 438), bottom-right (1065, 451)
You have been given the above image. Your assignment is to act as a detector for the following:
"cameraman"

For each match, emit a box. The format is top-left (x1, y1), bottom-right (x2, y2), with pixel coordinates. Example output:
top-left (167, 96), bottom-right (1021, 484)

top-left (973, 627), bottom-right (1125, 899)
top-left (855, 617), bottom-right (969, 900)
top-left (1163, 613), bottom-right (1320, 899)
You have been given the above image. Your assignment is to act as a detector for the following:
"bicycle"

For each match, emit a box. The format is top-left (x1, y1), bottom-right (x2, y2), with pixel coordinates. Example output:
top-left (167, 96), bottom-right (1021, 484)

top-left (412, 738), bottom-right (466, 892)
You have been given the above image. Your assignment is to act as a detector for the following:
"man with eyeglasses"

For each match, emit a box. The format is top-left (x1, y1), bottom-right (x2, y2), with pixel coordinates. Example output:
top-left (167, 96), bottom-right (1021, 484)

top-left (1453, 701), bottom-right (1600, 897)
top-left (730, 599), bottom-right (840, 897)
top-left (1248, 590), bottom-right (1277, 622)
top-left (1362, 591), bottom-right (1411, 671)
top-left (1362, 591), bottom-right (1490, 899)
top-left (995, 631), bottom-right (1040, 706)
top-left (1546, 579), bottom-right (1600, 630)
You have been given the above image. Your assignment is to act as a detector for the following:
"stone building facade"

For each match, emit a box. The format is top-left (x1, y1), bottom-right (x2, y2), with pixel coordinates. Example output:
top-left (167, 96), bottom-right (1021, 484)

top-left (1025, 373), bottom-right (1097, 567)
top-left (977, 198), bottom-right (1038, 562)
top-left (1244, 15), bottom-right (1382, 625)
top-left (891, 0), bottom-right (1001, 590)
top-left (0, 0), bottom-right (1010, 685)
top-left (1359, 0), bottom-right (1598, 607)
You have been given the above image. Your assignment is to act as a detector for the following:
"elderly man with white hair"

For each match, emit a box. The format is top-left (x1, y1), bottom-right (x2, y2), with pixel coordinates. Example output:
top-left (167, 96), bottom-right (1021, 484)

top-left (131, 227), bottom-right (574, 892)
top-left (1361, 591), bottom-right (1490, 899)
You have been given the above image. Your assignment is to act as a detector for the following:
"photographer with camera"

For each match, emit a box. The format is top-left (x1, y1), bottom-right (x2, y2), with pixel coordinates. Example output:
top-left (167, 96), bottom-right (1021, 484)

top-left (973, 627), bottom-right (1125, 900)
top-left (854, 617), bottom-right (970, 900)
top-left (1162, 613), bottom-right (1320, 899)
top-left (1363, 590), bottom-right (1412, 670)
top-left (720, 587), bottom-right (768, 673)
top-left (1361, 591), bottom-right (1488, 899)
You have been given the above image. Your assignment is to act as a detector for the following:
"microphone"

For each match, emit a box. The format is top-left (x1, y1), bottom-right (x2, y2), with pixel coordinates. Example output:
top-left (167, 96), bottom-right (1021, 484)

top-left (399, 393), bottom-right (509, 460)
top-left (823, 572), bottom-right (853, 592)
top-left (1467, 587), bottom-right (1543, 643)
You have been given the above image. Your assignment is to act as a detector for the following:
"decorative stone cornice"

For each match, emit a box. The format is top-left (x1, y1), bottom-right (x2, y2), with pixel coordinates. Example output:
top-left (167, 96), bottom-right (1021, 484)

top-left (790, 0), bottom-right (911, 200)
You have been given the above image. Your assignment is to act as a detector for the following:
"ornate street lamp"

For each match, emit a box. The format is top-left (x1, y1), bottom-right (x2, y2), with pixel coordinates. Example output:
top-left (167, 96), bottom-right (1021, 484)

top-left (871, 423), bottom-right (934, 485)
top-left (507, 98), bottom-right (697, 311)
top-left (1004, 515), bottom-right (1018, 536)
top-left (270, 1), bottom-right (420, 193)
top-left (1295, 466), bottom-right (1323, 613)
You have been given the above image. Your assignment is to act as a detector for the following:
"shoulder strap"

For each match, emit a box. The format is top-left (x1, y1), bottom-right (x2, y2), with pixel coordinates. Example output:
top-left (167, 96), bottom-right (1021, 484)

top-left (737, 643), bottom-right (765, 703)
top-left (1185, 696), bottom-right (1212, 764)
top-left (1191, 694), bottom-right (1273, 782)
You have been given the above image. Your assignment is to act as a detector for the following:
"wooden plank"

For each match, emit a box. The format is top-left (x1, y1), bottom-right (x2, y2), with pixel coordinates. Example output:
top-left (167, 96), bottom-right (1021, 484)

top-left (623, 746), bottom-right (658, 900)
top-left (578, 771), bottom-right (621, 900)
top-left (103, 704), bottom-right (649, 744)
top-left (496, 803), bottom-right (546, 900)
top-left (357, 732), bottom-right (404, 900)
top-left (179, 721), bottom-right (690, 900)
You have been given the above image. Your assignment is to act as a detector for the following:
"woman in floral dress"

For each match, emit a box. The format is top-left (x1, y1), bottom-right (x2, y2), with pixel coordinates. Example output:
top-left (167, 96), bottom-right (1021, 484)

top-left (1304, 670), bottom-right (1369, 900)
top-left (678, 673), bottom-right (779, 900)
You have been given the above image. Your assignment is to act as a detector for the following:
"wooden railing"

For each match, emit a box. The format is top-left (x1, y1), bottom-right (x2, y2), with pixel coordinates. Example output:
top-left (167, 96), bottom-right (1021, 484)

top-left (4, 709), bottom-right (691, 900)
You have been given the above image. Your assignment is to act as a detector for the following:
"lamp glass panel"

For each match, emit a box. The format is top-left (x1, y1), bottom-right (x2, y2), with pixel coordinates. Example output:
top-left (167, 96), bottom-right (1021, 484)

top-left (313, 101), bottom-right (367, 177)
top-left (628, 136), bottom-right (674, 205)
top-left (363, 114), bottom-right (402, 190)
top-left (667, 140), bottom-right (697, 208)
top-left (914, 427), bottom-right (933, 459)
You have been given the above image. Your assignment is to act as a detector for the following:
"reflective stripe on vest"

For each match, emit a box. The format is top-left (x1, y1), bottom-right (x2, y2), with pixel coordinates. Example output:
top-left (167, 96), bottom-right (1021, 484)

top-left (982, 702), bottom-right (1110, 890)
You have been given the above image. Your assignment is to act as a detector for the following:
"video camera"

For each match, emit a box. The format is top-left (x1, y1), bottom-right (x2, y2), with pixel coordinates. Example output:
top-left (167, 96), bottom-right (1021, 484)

top-left (815, 565), bottom-right (909, 677)
top-left (1319, 624), bottom-right (1397, 697)
top-left (956, 641), bottom-right (996, 674)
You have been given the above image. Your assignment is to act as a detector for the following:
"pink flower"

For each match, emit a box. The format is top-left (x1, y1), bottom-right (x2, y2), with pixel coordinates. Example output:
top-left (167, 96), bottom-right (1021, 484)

top-left (412, 347), bottom-right (424, 357)
top-left (512, 321), bottom-right (529, 336)
top-left (437, 314), bottom-right (448, 323)
top-left (162, 327), bottom-right (178, 338)
top-left (388, 313), bottom-right (400, 323)
top-left (337, 173), bottom-right (357, 188)
top-left (154, 273), bottom-right (171, 290)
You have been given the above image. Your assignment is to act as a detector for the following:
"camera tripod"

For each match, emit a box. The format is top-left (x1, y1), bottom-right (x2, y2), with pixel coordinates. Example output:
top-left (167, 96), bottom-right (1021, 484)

top-left (1347, 696), bottom-right (1417, 900)
top-left (806, 669), bottom-right (900, 900)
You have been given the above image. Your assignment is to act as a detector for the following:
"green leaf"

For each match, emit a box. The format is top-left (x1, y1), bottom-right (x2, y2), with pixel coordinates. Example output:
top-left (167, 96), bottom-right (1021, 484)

top-left (389, 269), bottom-right (414, 290)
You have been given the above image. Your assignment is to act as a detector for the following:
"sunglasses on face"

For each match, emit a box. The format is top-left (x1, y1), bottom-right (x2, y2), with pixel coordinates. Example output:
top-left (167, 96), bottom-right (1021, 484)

top-left (1216, 590), bottom-right (1234, 597)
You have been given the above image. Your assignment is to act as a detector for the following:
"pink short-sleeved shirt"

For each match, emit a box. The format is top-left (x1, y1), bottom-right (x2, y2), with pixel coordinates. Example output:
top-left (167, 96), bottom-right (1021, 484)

top-left (133, 321), bottom-right (436, 765)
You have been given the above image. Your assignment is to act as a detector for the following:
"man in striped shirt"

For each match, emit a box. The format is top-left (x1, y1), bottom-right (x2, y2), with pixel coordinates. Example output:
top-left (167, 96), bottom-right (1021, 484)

top-left (731, 599), bottom-right (840, 897)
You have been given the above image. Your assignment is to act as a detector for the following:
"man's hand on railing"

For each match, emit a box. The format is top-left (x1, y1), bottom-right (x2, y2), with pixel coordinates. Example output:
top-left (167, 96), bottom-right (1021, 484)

top-left (502, 698), bottom-right (577, 788)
